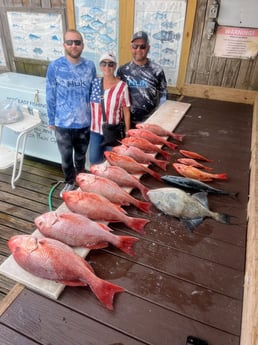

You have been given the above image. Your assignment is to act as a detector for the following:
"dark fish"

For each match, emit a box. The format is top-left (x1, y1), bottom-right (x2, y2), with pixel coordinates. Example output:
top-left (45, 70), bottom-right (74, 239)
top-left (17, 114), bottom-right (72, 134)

top-left (147, 187), bottom-right (231, 231)
top-left (161, 175), bottom-right (238, 197)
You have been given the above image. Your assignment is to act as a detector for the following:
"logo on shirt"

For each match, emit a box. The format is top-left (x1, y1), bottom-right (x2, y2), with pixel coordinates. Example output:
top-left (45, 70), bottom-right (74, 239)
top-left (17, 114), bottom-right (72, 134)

top-left (67, 79), bottom-right (87, 87)
top-left (128, 79), bottom-right (148, 88)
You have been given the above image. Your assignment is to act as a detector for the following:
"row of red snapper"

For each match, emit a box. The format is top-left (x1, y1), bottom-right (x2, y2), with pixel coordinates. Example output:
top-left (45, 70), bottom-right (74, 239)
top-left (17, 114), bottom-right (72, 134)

top-left (7, 123), bottom-right (228, 310)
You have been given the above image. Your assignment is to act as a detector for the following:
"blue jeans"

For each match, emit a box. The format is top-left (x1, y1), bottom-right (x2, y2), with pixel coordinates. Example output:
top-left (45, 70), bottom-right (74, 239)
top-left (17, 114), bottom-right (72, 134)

top-left (55, 127), bottom-right (90, 183)
top-left (89, 131), bottom-right (112, 165)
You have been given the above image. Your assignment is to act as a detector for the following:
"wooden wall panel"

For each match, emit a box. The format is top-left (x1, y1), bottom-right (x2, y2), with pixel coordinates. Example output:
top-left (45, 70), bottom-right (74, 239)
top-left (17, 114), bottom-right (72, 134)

top-left (185, 0), bottom-right (258, 91)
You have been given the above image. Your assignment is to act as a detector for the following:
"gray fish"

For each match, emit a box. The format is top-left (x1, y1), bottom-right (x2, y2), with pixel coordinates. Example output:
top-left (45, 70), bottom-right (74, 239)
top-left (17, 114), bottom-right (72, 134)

top-left (147, 187), bottom-right (230, 231)
top-left (161, 175), bottom-right (238, 197)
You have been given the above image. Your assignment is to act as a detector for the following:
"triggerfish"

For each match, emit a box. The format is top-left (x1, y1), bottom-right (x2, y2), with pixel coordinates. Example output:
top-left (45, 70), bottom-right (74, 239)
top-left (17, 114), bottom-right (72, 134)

top-left (8, 235), bottom-right (124, 310)
top-left (147, 187), bottom-right (231, 231)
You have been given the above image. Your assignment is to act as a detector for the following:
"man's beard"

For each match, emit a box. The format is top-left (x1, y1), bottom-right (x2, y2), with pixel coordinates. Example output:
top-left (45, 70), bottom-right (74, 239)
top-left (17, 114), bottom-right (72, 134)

top-left (66, 50), bottom-right (82, 59)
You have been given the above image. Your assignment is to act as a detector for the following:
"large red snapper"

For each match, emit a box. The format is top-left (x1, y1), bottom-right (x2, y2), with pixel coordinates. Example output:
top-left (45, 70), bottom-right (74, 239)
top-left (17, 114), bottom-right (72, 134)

top-left (112, 145), bottom-right (169, 171)
top-left (76, 173), bottom-right (151, 214)
top-left (90, 164), bottom-right (150, 201)
top-left (128, 128), bottom-right (178, 150)
top-left (8, 235), bottom-right (124, 310)
top-left (135, 123), bottom-right (185, 142)
top-left (173, 163), bottom-right (228, 182)
top-left (35, 211), bottom-right (138, 256)
top-left (121, 137), bottom-right (171, 160)
top-left (62, 190), bottom-right (150, 234)
top-left (104, 151), bottom-right (162, 181)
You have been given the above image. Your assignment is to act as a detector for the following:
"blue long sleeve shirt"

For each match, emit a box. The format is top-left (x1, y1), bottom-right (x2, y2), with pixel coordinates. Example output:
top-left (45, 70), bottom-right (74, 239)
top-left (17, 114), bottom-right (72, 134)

top-left (46, 56), bottom-right (96, 128)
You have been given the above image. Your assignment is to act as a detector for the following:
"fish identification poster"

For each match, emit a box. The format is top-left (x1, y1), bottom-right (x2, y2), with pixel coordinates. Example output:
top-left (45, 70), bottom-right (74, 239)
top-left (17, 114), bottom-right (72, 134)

top-left (134, 0), bottom-right (187, 86)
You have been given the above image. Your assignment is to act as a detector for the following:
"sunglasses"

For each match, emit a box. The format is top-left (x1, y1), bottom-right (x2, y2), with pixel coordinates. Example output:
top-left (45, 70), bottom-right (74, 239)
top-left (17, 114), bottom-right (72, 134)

top-left (100, 61), bottom-right (116, 67)
top-left (131, 43), bottom-right (147, 50)
top-left (64, 40), bottom-right (82, 46)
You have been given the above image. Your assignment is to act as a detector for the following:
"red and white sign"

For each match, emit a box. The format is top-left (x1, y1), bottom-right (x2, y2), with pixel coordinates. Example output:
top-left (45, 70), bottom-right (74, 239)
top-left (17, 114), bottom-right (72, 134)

top-left (214, 26), bottom-right (258, 59)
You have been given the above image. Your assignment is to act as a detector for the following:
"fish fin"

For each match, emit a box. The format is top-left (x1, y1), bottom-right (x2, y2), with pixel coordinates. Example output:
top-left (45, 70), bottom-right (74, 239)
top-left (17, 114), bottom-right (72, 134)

top-left (191, 192), bottom-right (209, 208)
top-left (181, 218), bottom-right (204, 231)
top-left (170, 133), bottom-right (185, 142)
top-left (138, 184), bottom-right (150, 201)
top-left (166, 142), bottom-right (178, 150)
top-left (135, 200), bottom-right (152, 214)
top-left (147, 168), bottom-right (162, 181)
top-left (116, 236), bottom-right (138, 256)
top-left (90, 279), bottom-right (124, 310)
top-left (86, 242), bottom-right (109, 249)
top-left (98, 223), bottom-right (113, 232)
top-left (126, 217), bottom-right (150, 234)
top-left (160, 150), bottom-right (171, 160)
top-left (51, 212), bottom-right (59, 225)
top-left (217, 213), bottom-right (231, 224)
top-left (154, 159), bottom-right (169, 171)
top-left (59, 280), bottom-right (88, 286)
top-left (215, 173), bottom-right (228, 180)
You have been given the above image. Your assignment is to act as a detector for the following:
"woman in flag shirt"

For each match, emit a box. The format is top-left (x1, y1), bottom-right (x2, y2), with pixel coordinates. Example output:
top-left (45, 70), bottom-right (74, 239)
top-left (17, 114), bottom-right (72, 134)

top-left (89, 53), bottom-right (131, 165)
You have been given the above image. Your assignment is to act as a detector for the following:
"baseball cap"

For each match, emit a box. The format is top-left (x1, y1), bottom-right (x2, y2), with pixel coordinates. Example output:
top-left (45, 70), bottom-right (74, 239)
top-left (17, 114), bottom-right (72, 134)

top-left (99, 52), bottom-right (116, 63)
top-left (131, 31), bottom-right (149, 43)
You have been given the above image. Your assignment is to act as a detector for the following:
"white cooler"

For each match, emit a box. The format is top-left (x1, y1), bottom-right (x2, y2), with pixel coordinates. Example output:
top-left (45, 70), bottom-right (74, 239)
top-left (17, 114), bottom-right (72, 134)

top-left (0, 72), bottom-right (61, 164)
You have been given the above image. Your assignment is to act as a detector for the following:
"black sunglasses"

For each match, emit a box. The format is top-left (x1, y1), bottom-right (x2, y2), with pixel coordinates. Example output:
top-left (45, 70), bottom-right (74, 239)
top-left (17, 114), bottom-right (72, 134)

top-left (100, 61), bottom-right (116, 67)
top-left (131, 43), bottom-right (147, 50)
top-left (65, 40), bottom-right (82, 46)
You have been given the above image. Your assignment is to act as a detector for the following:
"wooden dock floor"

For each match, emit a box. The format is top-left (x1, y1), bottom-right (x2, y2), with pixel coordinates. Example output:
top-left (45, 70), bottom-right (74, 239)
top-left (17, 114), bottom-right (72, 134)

top-left (0, 97), bottom-right (253, 345)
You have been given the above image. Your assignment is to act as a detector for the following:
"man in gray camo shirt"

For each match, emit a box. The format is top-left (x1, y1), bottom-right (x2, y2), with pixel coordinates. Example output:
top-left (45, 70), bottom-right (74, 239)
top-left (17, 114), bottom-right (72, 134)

top-left (117, 31), bottom-right (168, 128)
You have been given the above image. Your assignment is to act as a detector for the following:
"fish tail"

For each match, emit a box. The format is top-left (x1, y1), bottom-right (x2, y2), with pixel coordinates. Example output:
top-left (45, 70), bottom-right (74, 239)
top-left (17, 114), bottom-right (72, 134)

top-left (154, 159), bottom-right (169, 171)
top-left (216, 213), bottom-right (231, 224)
top-left (116, 236), bottom-right (138, 256)
top-left (138, 184), bottom-right (150, 201)
top-left (159, 149), bottom-right (171, 160)
top-left (134, 200), bottom-right (152, 214)
top-left (202, 166), bottom-right (213, 171)
top-left (126, 216), bottom-right (150, 233)
top-left (147, 168), bottom-right (162, 181)
top-left (215, 173), bottom-right (228, 180)
top-left (90, 278), bottom-right (124, 310)
top-left (170, 133), bottom-right (185, 142)
top-left (166, 142), bottom-right (178, 150)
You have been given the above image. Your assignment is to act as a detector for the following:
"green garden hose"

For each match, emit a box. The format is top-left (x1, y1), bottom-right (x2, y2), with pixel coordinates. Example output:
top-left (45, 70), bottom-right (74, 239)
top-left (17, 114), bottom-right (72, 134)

top-left (48, 180), bottom-right (64, 211)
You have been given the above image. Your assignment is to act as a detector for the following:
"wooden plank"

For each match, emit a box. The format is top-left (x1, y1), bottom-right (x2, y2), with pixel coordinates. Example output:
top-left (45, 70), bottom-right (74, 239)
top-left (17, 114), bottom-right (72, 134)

top-left (0, 283), bottom-right (24, 316)
top-left (240, 93), bottom-right (258, 345)
top-left (0, 324), bottom-right (38, 345)
top-left (176, 0), bottom-right (197, 91)
top-left (185, 0), bottom-right (207, 84)
top-left (181, 83), bottom-right (256, 104)
top-left (66, 0), bottom-right (76, 29)
top-left (1, 288), bottom-right (240, 345)
top-left (119, 0), bottom-right (134, 66)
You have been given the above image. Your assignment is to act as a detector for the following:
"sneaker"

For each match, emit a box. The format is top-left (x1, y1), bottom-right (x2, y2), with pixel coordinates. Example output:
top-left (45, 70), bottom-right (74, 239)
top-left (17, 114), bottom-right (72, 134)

top-left (60, 183), bottom-right (76, 198)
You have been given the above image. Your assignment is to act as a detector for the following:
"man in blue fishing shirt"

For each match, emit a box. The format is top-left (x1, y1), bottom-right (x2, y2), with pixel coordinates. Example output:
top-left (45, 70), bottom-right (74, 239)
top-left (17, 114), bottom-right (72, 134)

top-left (46, 29), bottom-right (96, 197)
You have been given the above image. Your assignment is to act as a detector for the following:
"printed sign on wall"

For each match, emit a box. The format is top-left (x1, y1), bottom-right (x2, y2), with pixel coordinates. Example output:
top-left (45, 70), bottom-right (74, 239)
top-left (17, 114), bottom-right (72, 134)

top-left (214, 26), bottom-right (258, 59)
top-left (74, 0), bottom-right (119, 75)
top-left (134, 0), bottom-right (187, 86)
top-left (7, 11), bottom-right (64, 61)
